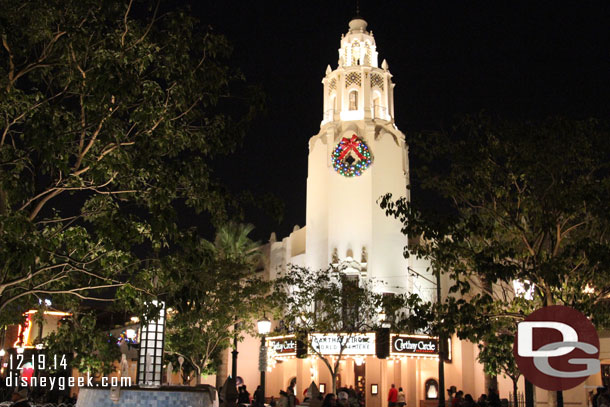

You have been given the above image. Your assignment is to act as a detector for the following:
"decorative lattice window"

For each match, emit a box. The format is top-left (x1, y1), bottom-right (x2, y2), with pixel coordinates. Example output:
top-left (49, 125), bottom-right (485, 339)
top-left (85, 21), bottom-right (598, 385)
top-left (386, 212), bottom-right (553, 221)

top-left (345, 72), bottom-right (362, 88)
top-left (371, 73), bottom-right (384, 90)
top-left (137, 302), bottom-right (166, 386)
top-left (363, 42), bottom-right (371, 66)
top-left (328, 78), bottom-right (337, 94)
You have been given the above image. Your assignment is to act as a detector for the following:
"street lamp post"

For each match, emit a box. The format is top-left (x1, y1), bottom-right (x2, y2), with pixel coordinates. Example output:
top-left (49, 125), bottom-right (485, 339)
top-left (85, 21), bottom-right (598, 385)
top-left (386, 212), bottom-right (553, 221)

top-left (258, 316), bottom-right (272, 406)
top-left (435, 268), bottom-right (445, 407)
top-left (408, 266), bottom-right (446, 407)
top-left (232, 330), bottom-right (239, 379)
top-left (232, 320), bottom-right (241, 380)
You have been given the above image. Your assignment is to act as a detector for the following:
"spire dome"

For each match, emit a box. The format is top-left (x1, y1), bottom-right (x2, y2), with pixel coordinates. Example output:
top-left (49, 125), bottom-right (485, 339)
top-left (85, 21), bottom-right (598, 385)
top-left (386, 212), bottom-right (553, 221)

top-left (348, 18), bottom-right (368, 33)
top-left (338, 18), bottom-right (377, 68)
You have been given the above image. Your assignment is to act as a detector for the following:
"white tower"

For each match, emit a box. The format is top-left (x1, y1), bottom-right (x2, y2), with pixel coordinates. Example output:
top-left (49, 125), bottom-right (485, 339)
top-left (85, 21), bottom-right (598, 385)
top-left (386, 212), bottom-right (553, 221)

top-left (305, 18), bottom-right (424, 296)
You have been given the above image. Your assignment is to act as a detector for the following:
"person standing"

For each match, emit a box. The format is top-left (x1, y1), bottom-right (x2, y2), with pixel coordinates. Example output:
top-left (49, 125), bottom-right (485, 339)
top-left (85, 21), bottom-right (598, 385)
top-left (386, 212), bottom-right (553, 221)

top-left (388, 384), bottom-right (398, 407)
top-left (239, 386), bottom-right (251, 405)
top-left (451, 391), bottom-right (463, 407)
top-left (322, 393), bottom-right (337, 407)
top-left (10, 389), bottom-right (31, 407)
top-left (446, 386), bottom-right (457, 407)
top-left (287, 378), bottom-right (297, 407)
top-left (462, 394), bottom-right (475, 407)
top-left (397, 387), bottom-right (406, 407)
top-left (598, 387), bottom-right (610, 407)
top-left (253, 385), bottom-right (264, 407)
top-left (487, 388), bottom-right (500, 407)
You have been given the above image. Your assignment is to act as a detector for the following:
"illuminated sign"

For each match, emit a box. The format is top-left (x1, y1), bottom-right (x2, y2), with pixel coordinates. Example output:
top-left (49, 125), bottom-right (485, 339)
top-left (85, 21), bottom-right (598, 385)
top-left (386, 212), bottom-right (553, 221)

top-left (267, 335), bottom-right (297, 356)
top-left (310, 333), bottom-right (375, 355)
top-left (390, 335), bottom-right (438, 355)
top-left (13, 310), bottom-right (72, 349)
top-left (13, 314), bottom-right (33, 348)
top-left (25, 310), bottom-right (71, 317)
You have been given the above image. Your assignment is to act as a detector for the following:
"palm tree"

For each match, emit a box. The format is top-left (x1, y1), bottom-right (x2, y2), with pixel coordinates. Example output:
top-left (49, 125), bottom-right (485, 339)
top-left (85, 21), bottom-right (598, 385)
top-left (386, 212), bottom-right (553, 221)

top-left (206, 222), bottom-right (262, 267)
top-left (210, 222), bottom-right (262, 389)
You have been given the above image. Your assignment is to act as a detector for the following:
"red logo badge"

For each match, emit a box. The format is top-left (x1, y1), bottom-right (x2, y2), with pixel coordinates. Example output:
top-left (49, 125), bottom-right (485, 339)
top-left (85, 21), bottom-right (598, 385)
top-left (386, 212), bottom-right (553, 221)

top-left (513, 305), bottom-right (600, 391)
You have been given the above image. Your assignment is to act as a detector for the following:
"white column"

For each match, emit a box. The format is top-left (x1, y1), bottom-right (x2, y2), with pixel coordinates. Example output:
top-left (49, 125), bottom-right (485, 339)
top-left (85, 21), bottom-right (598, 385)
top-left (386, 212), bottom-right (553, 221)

top-left (380, 359), bottom-right (388, 407)
top-left (338, 70), bottom-right (346, 112)
top-left (389, 83), bottom-right (396, 119)
top-left (363, 68), bottom-right (372, 120)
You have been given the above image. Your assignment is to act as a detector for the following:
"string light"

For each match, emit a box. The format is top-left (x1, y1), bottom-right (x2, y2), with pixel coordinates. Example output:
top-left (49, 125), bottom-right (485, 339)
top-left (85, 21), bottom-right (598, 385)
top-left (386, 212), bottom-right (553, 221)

top-left (332, 136), bottom-right (372, 177)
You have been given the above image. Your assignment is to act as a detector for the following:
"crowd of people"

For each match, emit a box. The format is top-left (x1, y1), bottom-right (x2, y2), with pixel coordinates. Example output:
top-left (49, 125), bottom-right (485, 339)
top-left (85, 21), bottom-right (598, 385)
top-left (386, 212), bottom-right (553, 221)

top-left (234, 378), bottom-right (610, 407)
top-left (388, 383), bottom-right (500, 407)
top-left (258, 378), bottom-right (364, 407)
top-left (387, 384), bottom-right (405, 407)
top-left (237, 380), bottom-right (610, 407)
top-left (0, 383), bottom-right (77, 406)
top-left (320, 386), bottom-right (364, 407)
top-left (446, 385), bottom-right (500, 407)
top-left (0, 388), bottom-right (74, 406)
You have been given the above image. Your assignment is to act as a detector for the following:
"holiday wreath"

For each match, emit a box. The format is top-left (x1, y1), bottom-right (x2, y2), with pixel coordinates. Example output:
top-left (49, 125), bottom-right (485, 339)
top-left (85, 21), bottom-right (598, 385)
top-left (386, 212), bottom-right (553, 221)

top-left (332, 134), bottom-right (372, 177)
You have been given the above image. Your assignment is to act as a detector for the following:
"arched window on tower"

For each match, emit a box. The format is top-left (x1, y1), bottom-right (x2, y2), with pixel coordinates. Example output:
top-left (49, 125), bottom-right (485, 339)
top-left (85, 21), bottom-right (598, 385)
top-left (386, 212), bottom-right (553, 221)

top-left (351, 41), bottom-right (361, 65)
top-left (349, 90), bottom-right (358, 110)
top-left (341, 273), bottom-right (360, 329)
top-left (363, 42), bottom-right (371, 66)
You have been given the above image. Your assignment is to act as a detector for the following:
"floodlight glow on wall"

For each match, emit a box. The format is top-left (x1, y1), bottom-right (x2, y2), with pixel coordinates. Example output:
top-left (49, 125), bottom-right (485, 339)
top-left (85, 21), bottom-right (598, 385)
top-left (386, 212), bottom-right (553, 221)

top-left (126, 329), bottom-right (137, 340)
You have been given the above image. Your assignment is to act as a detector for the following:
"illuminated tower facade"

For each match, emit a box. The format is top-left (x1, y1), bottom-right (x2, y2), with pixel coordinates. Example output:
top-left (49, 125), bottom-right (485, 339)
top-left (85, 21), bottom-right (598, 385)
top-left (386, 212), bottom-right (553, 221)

top-left (304, 18), bottom-right (432, 298)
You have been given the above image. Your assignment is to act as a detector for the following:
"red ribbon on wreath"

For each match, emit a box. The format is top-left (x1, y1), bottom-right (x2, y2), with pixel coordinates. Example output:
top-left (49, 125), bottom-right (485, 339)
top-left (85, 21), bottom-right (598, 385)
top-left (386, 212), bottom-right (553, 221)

top-left (338, 135), bottom-right (365, 160)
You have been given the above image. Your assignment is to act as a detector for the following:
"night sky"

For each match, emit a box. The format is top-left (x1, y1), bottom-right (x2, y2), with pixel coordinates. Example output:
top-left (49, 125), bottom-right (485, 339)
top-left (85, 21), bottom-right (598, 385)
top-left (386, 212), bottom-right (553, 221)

top-left (184, 1), bottom-right (609, 242)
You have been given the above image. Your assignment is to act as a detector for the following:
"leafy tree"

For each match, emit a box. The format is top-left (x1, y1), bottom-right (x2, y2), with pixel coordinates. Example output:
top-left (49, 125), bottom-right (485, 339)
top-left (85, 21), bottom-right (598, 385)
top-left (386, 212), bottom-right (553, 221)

top-left (476, 326), bottom-right (521, 407)
top-left (0, 0), bottom-right (260, 325)
top-left (453, 284), bottom-right (533, 407)
top-left (274, 266), bottom-right (411, 394)
top-left (380, 116), bottom-right (610, 406)
top-left (163, 223), bottom-right (272, 385)
top-left (44, 312), bottom-right (121, 376)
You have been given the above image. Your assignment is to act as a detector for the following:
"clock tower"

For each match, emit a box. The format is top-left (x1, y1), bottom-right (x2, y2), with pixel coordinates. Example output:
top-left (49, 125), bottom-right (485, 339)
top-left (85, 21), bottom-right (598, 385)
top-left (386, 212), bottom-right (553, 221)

top-left (257, 17), bottom-right (483, 406)
top-left (305, 18), bottom-right (430, 297)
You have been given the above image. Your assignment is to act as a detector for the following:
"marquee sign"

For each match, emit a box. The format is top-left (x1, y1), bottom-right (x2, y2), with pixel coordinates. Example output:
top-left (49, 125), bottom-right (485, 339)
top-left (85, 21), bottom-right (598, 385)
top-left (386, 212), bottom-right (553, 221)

top-left (390, 334), bottom-right (439, 356)
top-left (267, 335), bottom-right (297, 356)
top-left (310, 333), bottom-right (376, 355)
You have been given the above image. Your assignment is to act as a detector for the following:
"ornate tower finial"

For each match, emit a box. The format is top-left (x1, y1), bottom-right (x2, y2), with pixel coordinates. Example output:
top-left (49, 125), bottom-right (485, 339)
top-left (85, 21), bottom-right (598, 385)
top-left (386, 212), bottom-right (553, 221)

top-left (320, 17), bottom-right (395, 125)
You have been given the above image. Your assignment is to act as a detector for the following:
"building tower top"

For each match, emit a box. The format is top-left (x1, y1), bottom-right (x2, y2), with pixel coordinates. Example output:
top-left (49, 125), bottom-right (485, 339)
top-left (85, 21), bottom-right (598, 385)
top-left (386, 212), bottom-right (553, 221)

top-left (321, 18), bottom-right (395, 125)
top-left (348, 18), bottom-right (367, 33)
top-left (339, 18), bottom-right (378, 68)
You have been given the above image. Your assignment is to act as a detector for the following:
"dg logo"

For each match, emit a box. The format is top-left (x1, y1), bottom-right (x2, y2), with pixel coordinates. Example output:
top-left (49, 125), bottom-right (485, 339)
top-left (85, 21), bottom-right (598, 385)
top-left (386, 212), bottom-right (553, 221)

top-left (513, 305), bottom-right (600, 391)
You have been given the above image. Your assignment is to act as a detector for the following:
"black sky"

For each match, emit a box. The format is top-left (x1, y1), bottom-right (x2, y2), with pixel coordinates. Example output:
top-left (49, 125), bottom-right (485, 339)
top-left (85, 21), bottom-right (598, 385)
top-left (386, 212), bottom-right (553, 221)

top-left (183, 1), bottom-right (609, 242)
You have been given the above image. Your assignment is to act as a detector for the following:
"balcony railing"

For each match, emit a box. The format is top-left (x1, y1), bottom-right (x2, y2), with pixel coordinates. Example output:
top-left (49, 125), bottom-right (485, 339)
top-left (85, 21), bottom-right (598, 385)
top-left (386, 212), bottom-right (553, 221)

top-left (373, 104), bottom-right (388, 119)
